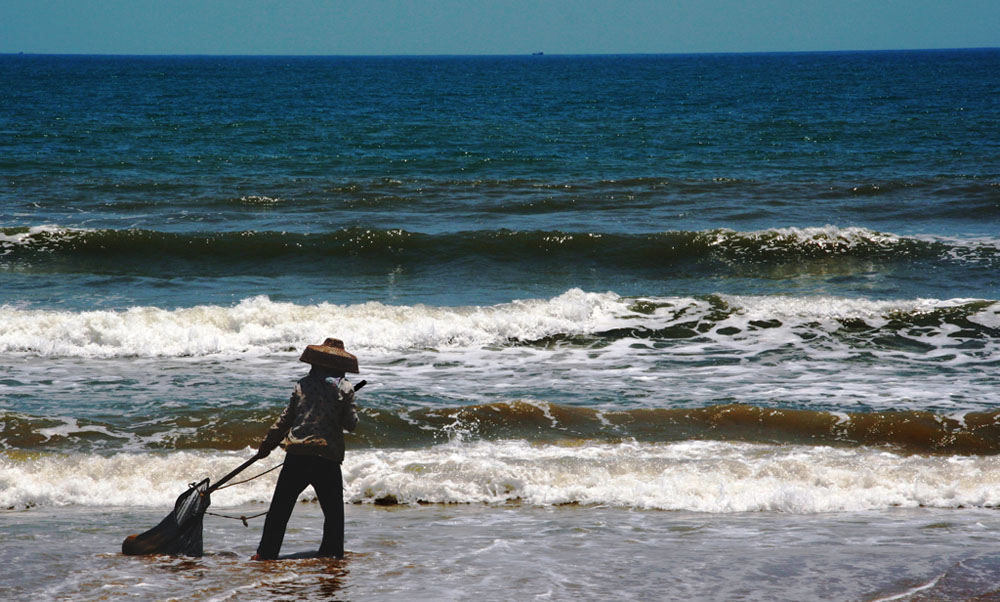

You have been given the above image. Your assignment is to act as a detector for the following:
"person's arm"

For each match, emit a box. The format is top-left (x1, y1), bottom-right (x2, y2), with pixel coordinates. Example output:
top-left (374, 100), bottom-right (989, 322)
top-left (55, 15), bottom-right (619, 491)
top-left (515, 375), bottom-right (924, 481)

top-left (257, 389), bottom-right (298, 456)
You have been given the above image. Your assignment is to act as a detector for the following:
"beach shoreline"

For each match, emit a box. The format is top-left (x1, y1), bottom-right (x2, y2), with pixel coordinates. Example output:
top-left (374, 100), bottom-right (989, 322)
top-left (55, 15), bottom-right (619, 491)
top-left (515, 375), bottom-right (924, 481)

top-left (5, 503), bottom-right (1000, 601)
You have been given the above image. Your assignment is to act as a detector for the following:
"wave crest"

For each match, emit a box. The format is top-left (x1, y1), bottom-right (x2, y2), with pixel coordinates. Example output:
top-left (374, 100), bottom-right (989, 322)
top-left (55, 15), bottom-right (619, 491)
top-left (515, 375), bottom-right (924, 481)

top-left (2, 225), bottom-right (995, 271)
top-left (5, 440), bottom-right (1000, 512)
top-left (1, 291), bottom-right (998, 359)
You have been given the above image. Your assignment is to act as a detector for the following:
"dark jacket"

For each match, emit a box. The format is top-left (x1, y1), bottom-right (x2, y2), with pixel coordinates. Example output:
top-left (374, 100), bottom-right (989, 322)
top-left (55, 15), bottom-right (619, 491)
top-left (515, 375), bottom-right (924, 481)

top-left (260, 369), bottom-right (358, 464)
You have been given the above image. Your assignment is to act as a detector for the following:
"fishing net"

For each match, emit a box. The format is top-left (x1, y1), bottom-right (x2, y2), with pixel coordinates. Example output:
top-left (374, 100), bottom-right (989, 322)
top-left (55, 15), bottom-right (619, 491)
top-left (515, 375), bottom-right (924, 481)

top-left (122, 478), bottom-right (211, 557)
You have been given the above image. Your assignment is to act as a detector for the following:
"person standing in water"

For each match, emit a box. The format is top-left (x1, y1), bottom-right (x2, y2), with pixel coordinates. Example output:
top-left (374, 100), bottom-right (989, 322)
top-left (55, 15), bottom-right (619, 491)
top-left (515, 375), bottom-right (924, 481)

top-left (251, 338), bottom-right (360, 560)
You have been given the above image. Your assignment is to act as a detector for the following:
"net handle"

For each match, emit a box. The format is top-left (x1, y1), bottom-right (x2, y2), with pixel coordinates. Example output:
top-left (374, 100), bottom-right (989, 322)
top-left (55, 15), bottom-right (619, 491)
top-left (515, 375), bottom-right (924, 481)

top-left (207, 455), bottom-right (261, 494)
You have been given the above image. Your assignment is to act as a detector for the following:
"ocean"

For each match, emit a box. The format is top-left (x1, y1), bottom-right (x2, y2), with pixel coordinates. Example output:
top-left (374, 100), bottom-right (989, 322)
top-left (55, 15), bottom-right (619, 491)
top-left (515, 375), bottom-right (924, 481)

top-left (2, 49), bottom-right (1000, 601)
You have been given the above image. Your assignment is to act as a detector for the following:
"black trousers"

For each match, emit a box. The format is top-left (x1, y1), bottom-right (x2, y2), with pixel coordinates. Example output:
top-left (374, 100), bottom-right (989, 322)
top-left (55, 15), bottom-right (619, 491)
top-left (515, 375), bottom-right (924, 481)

top-left (256, 454), bottom-right (345, 559)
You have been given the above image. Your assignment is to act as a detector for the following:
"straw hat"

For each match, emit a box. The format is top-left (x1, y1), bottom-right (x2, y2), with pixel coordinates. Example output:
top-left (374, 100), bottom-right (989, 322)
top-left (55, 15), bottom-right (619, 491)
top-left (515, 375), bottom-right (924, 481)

top-left (299, 338), bottom-right (359, 373)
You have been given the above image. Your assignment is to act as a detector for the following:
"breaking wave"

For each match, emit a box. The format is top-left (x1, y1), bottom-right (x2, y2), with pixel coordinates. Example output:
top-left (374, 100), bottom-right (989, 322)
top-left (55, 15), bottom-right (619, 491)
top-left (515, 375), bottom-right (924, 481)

top-left (2, 225), bottom-right (998, 274)
top-left (7, 402), bottom-right (1000, 456)
top-left (5, 439), bottom-right (1000, 513)
top-left (0, 290), bottom-right (997, 359)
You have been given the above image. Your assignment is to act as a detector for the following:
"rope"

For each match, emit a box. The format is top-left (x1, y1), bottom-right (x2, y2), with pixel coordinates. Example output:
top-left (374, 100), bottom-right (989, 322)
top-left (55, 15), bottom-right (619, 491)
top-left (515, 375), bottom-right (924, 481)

top-left (213, 461), bottom-right (285, 490)
top-left (206, 510), bottom-right (269, 527)
top-left (205, 462), bottom-right (286, 526)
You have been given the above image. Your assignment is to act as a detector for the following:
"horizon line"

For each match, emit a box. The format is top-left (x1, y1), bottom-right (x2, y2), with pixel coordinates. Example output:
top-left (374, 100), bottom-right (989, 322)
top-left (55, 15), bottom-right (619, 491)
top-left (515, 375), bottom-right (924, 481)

top-left (3, 46), bottom-right (998, 59)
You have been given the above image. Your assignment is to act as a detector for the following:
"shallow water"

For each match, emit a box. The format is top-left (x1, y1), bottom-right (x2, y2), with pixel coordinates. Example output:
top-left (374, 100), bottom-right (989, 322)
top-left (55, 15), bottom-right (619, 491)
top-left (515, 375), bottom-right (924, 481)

top-left (5, 503), bottom-right (1000, 601)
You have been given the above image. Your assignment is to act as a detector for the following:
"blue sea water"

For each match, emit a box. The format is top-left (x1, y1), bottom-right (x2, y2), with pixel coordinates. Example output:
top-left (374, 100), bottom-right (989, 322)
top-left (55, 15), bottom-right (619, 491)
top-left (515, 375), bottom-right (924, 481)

top-left (2, 50), bottom-right (1000, 601)
top-left (2, 51), bottom-right (999, 308)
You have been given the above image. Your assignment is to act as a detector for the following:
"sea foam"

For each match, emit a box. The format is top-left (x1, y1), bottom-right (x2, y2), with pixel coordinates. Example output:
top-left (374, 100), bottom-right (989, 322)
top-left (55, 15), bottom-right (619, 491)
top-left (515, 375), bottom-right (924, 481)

top-left (1, 290), bottom-right (995, 359)
top-left (0, 290), bottom-right (624, 358)
top-left (5, 441), bottom-right (1000, 513)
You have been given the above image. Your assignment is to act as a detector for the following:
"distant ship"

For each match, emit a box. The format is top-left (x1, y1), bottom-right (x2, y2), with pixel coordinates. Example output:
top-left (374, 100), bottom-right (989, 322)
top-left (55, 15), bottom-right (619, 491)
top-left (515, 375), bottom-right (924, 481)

top-left (532, 52), bottom-right (544, 56)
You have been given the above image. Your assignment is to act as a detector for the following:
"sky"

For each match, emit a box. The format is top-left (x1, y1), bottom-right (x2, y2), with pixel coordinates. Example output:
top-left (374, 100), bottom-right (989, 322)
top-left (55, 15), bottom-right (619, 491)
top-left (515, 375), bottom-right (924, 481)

top-left (1, 0), bottom-right (998, 56)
